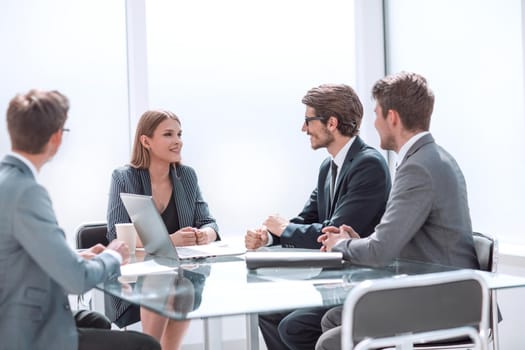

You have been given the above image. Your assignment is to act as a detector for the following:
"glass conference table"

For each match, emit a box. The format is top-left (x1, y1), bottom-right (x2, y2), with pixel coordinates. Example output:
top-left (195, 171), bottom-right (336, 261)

top-left (97, 249), bottom-right (525, 350)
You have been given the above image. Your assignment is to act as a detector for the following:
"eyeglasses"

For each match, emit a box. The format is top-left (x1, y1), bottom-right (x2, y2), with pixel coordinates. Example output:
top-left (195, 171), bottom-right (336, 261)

top-left (62, 128), bottom-right (70, 133)
top-left (304, 116), bottom-right (325, 126)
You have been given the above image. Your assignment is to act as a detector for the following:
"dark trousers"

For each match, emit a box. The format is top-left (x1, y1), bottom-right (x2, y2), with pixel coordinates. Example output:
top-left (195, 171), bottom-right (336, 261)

top-left (259, 307), bottom-right (328, 350)
top-left (74, 310), bottom-right (160, 350)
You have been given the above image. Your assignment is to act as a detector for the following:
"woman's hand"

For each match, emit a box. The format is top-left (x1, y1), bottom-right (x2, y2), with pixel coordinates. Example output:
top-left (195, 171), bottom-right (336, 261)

top-left (195, 229), bottom-right (208, 245)
top-left (196, 227), bottom-right (217, 245)
top-left (170, 227), bottom-right (198, 246)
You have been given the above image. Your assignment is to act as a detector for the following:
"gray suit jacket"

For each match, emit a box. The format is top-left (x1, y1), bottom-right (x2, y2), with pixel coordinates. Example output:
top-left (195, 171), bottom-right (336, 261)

top-left (0, 155), bottom-right (121, 350)
top-left (334, 134), bottom-right (479, 268)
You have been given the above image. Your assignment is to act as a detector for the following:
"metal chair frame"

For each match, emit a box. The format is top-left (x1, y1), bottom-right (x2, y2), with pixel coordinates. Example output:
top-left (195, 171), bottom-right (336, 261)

top-left (472, 232), bottom-right (500, 350)
top-left (341, 270), bottom-right (490, 350)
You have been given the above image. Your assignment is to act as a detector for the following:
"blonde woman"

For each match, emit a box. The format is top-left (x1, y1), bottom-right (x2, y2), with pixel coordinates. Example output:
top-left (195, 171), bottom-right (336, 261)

top-left (106, 109), bottom-right (219, 349)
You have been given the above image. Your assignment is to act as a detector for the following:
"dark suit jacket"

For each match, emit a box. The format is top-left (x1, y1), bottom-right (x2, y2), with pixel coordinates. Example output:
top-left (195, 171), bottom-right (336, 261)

top-left (105, 164), bottom-right (218, 325)
top-left (0, 155), bottom-right (121, 349)
top-left (273, 136), bottom-right (391, 249)
top-left (334, 134), bottom-right (479, 268)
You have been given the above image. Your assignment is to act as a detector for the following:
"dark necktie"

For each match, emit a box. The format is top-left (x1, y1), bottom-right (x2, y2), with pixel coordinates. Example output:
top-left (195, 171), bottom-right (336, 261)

top-left (330, 160), bottom-right (338, 204)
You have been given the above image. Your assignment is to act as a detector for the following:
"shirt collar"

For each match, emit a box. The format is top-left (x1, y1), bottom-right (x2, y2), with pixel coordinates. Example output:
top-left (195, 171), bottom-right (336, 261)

top-left (396, 131), bottom-right (430, 167)
top-left (8, 151), bottom-right (39, 180)
top-left (332, 136), bottom-right (356, 169)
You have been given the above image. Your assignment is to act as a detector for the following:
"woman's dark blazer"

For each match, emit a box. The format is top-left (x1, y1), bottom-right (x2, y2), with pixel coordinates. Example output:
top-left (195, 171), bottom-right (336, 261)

top-left (107, 164), bottom-right (219, 241)
top-left (105, 163), bottom-right (219, 326)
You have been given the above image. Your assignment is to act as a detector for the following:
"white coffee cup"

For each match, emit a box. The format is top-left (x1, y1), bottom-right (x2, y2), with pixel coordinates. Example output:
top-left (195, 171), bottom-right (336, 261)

top-left (115, 223), bottom-right (137, 255)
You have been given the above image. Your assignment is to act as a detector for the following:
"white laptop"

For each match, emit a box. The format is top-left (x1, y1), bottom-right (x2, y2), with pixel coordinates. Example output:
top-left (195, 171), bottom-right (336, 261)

top-left (120, 193), bottom-right (245, 260)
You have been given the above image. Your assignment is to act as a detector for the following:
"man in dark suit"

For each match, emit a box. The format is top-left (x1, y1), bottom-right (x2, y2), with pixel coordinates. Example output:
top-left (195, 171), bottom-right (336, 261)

top-left (244, 84), bottom-right (391, 349)
top-left (316, 72), bottom-right (479, 350)
top-left (0, 89), bottom-right (160, 350)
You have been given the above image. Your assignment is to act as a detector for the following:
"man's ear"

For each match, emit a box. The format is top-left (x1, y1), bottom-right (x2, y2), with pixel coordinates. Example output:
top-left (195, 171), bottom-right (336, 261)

top-left (387, 109), bottom-right (401, 127)
top-left (44, 129), bottom-right (63, 156)
top-left (327, 115), bottom-right (338, 131)
top-left (49, 129), bottom-right (63, 148)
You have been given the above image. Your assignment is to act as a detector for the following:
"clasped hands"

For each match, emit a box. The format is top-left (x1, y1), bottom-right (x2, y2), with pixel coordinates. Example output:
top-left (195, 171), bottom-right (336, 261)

top-left (318, 224), bottom-right (360, 251)
top-left (245, 214), bottom-right (289, 249)
top-left (170, 226), bottom-right (209, 246)
top-left (244, 213), bottom-right (362, 251)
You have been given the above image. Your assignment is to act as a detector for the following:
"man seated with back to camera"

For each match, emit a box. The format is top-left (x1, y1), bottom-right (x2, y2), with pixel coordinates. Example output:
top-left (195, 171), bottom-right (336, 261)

top-left (0, 89), bottom-right (160, 350)
top-left (245, 83), bottom-right (391, 350)
top-left (316, 71), bottom-right (479, 350)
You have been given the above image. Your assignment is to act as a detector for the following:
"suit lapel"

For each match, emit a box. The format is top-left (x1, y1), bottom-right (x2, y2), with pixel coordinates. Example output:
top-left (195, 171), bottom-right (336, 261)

top-left (170, 165), bottom-right (191, 227)
top-left (138, 168), bottom-right (152, 195)
top-left (328, 136), bottom-right (365, 215)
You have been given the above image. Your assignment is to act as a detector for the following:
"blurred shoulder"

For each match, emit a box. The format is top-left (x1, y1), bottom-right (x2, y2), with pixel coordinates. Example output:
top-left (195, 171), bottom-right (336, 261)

top-left (112, 165), bottom-right (144, 179)
top-left (175, 164), bottom-right (197, 179)
top-left (357, 144), bottom-right (388, 168)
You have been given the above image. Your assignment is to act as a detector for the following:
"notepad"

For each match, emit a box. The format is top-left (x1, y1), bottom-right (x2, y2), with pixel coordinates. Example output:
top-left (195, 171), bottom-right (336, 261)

top-left (245, 251), bottom-right (343, 269)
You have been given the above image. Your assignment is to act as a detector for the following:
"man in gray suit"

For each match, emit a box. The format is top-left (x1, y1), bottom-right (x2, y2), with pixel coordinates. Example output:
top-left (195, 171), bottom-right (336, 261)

top-left (0, 89), bottom-right (160, 350)
top-left (315, 72), bottom-right (479, 350)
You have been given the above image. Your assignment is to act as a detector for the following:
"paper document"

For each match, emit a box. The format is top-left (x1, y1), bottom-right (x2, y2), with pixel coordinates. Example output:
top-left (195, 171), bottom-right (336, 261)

top-left (120, 259), bottom-right (177, 277)
top-left (176, 241), bottom-right (246, 259)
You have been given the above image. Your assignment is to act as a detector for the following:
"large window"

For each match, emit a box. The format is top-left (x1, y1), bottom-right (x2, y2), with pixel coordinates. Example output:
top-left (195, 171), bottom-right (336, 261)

top-left (384, 0), bottom-right (525, 244)
top-left (0, 0), bottom-right (129, 242)
top-left (144, 0), bottom-right (359, 238)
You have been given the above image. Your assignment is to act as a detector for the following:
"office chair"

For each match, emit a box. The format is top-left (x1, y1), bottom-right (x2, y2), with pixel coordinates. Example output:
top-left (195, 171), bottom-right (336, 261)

top-left (401, 232), bottom-right (500, 350)
top-left (472, 232), bottom-right (500, 350)
top-left (76, 221), bottom-right (109, 250)
top-left (75, 222), bottom-right (140, 328)
top-left (341, 270), bottom-right (490, 350)
top-left (74, 221), bottom-right (110, 310)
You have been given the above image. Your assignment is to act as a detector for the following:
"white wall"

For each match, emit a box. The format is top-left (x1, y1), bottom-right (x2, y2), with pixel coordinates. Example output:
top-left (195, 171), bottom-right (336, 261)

top-left (0, 0), bottom-right (130, 243)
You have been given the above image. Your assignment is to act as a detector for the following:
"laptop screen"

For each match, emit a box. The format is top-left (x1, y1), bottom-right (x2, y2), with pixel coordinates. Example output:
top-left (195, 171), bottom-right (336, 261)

top-left (120, 193), bottom-right (179, 260)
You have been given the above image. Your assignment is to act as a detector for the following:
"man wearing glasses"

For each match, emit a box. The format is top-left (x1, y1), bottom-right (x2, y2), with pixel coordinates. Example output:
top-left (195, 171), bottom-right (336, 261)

top-left (315, 72), bottom-right (479, 350)
top-left (0, 89), bottom-right (160, 350)
top-left (244, 84), bottom-right (391, 350)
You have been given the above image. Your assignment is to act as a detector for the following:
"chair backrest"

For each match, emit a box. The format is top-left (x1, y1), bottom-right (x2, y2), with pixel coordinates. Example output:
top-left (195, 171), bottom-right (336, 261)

top-left (472, 231), bottom-right (501, 350)
top-left (472, 232), bottom-right (497, 273)
top-left (341, 270), bottom-right (490, 350)
top-left (75, 222), bottom-right (109, 249)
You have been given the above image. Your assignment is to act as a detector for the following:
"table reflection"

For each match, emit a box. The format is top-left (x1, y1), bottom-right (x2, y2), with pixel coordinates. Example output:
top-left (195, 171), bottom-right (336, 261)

top-left (99, 257), bottom-right (474, 320)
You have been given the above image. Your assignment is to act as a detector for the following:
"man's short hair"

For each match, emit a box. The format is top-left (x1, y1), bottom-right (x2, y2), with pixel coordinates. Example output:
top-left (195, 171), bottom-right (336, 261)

top-left (302, 84), bottom-right (363, 137)
top-left (7, 89), bottom-right (69, 154)
top-left (372, 71), bottom-right (434, 132)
